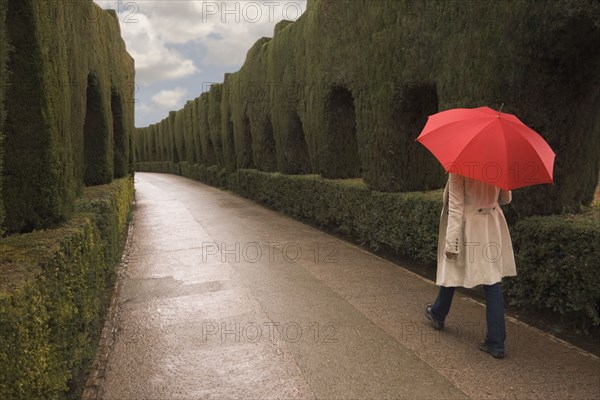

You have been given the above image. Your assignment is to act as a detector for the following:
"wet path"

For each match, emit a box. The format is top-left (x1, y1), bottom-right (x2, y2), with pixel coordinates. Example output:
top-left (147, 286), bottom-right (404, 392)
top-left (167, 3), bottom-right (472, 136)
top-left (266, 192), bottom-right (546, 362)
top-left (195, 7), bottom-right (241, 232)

top-left (98, 172), bottom-right (599, 399)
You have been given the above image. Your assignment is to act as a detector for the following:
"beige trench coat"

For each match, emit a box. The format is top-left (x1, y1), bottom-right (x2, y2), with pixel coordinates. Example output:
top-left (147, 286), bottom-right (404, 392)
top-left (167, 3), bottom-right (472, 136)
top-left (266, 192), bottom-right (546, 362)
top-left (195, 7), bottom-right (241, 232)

top-left (436, 173), bottom-right (517, 288)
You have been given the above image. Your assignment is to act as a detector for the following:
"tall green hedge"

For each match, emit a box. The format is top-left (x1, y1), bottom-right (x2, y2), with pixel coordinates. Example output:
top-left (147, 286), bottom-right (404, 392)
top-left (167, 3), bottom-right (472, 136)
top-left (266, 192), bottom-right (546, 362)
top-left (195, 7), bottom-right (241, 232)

top-left (111, 88), bottom-right (128, 178)
top-left (167, 111), bottom-right (178, 162)
top-left (238, 37), bottom-right (276, 172)
top-left (2, 0), bottom-right (135, 234)
top-left (221, 75), bottom-right (238, 172)
top-left (192, 98), bottom-right (203, 164)
top-left (140, 126), bottom-right (147, 161)
top-left (208, 84), bottom-right (224, 167)
top-left (134, 0), bottom-right (599, 216)
top-left (198, 93), bottom-right (216, 165)
top-left (84, 73), bottom-right (113, 185)
top-left (174, 109), bottom-right (185, 164)
top-left (183, 100), bottom-right (196, 163)
top-left (158, 123), bottom-right (163, 162)
top-left (3, 0), bottom-right (65, 233)
top-left (0, 176), bottom-right (134, 399)
top-left (268, 19), bottom-right (311, 174)
top-left (0, 0), bottom-right (7, 235)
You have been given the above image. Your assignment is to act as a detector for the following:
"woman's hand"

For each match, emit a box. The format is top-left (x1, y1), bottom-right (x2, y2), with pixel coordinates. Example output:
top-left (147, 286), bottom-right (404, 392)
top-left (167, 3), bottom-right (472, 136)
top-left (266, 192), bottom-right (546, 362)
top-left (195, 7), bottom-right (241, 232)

top-left (445, 250), bottom-right (458, 261)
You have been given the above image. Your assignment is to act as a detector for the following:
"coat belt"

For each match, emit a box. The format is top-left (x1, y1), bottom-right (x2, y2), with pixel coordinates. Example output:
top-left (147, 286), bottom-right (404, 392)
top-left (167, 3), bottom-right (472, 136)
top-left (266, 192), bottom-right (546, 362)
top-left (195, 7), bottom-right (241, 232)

top-left (465, 203), bottom-right (499, 214)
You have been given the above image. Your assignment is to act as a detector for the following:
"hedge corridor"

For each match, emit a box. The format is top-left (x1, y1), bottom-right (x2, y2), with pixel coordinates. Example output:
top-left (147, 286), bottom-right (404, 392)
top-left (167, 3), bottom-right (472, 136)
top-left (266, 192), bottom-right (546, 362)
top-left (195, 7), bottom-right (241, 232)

top-left (134, 1), bottom-right (600, 332)
top-left (135, 0), bottom-right (600, 217)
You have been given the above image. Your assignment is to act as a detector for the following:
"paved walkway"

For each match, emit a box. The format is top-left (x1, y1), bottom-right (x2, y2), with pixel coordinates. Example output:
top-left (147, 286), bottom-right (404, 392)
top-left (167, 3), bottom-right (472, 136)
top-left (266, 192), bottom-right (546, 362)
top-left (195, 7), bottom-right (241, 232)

top-left (98, 172), bottom-right (599, 399)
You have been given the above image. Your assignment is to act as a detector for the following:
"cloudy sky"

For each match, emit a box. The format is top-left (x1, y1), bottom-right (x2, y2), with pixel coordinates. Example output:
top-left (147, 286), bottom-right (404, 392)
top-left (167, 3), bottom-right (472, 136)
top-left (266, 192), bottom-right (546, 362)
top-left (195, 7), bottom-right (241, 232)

top-left (94, 0), bottom-right (308, 127)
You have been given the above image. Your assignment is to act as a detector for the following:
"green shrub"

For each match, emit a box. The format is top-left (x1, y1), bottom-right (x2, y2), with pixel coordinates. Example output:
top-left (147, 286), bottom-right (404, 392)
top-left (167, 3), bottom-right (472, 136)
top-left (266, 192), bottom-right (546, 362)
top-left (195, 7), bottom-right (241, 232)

top-left (157, 121), bottom-right (165, 162)
top-left (220, 81), bottom-right (237, 173)
top-left (0, 176), bottom-right (134, 399)
top-left (83, 73), bottom-right (113, 185)
top-left (505, 207), bottom-right (600, 331)
top-left (174, 109), bottom-right (186, 165)
top-left (111, 88), bottom-right (128, 178)
top-left (238, 37), bottom-right (276, 172)
top-left (167, 112), bottom-right (178, 163)
top-left (208, 85), bottom-right (224, 168)
top-left (197, 94), bottom-right (216, 165)
top-left (77, 176), bottom-right (134, 266)
top-left (0, 0), bottom-right (6, 235)
top-left (2, 0), bottom-right (67, 233)
top-left (183, 101), bottom-right (197, 163)
top-left (149, 124), bottom-right (158, 161)
top-left (268, 19), bottom-right (311, 175)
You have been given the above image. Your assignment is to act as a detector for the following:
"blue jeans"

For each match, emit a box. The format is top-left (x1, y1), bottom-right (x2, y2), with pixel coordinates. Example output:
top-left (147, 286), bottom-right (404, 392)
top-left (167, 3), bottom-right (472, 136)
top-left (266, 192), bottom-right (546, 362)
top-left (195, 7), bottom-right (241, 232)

top-left (430, 282), bottom-right (506, 352)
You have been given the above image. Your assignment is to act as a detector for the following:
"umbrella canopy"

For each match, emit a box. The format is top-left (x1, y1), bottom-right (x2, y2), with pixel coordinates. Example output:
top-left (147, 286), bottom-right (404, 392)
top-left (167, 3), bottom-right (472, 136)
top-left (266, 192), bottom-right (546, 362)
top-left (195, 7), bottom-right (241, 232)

top-left (416, 106), bottom-right (555, 190)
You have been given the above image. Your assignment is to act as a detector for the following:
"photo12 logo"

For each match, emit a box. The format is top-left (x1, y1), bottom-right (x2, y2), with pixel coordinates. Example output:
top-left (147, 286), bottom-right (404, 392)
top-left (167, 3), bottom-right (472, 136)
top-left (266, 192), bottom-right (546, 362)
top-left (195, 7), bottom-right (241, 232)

top-left (200, 241), bottom-right (340, 264)
top-left (201, 321), bottom-right (339, 343)
top-left (69, 1), bottom-right (141, 23)
top-left (446, 161), bottom-right (541, 184)
top-left (200, 1), bottom-right (306, 23)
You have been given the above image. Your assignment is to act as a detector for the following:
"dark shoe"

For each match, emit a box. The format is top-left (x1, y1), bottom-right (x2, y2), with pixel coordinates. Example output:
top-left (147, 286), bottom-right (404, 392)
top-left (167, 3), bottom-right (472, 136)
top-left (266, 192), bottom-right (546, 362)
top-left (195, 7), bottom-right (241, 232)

top-left (424, 304), bottom-right (444, 330)
top-left (478, 342), bottom-right (505, 359)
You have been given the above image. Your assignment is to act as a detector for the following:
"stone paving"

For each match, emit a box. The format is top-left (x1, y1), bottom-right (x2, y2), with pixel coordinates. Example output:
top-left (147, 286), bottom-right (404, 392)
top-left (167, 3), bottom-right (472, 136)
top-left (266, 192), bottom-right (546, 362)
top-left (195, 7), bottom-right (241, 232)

top-left (95, 172), bottom-right (600, 400)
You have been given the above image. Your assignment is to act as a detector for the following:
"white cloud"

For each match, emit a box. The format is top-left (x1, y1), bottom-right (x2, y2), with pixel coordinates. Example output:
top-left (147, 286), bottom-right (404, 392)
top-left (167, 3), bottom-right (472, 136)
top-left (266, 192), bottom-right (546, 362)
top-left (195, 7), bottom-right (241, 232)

top-left (108, 0), bottom-right (308, 68)
top-left (122, 13), bottom-right (200, 85)
top-left (95, 1), bottom-right (200, 86)
top-left (93, 0), bottom-right (308, 126)
top-left (151, 87), bottom-right (189, 109)
top-left (197, 1), bottom-right (308, 67)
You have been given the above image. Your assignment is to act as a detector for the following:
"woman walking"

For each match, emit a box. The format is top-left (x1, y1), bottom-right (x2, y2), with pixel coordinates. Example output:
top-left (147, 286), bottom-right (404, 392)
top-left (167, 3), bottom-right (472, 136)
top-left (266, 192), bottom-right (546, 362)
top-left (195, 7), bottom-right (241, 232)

top-left (425, 172), bottom-right (516, 359)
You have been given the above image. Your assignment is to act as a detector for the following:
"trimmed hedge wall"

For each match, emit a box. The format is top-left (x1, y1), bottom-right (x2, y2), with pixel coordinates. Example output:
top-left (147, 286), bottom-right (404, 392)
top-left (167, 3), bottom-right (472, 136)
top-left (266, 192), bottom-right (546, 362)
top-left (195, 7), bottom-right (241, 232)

top-left (0, 176), bottom-right (134, 399)
top-left (0, 0), bottom-right (7, 235)
top-left (135, 162), bottom-right (600, 331)
top-left (84, 73), bottom-right (113, 185)
top-left (183, 100), bottom-right (196, 164)
top-left (111, 89), bottom-right (128, 179)
top-left (1, 0), bottom-right (134, 234)
top-left (134, 0), bottom-right (600, 217)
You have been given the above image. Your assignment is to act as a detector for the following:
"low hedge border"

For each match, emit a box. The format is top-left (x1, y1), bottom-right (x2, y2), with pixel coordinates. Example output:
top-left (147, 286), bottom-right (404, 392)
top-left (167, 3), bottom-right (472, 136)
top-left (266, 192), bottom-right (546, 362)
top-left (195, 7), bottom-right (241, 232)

top-left (135, 162), bottom-right (600, 332)
top-left (0, 176), bottom-right (134, 399)
top-left (506, 209), bottom-right (600, 331)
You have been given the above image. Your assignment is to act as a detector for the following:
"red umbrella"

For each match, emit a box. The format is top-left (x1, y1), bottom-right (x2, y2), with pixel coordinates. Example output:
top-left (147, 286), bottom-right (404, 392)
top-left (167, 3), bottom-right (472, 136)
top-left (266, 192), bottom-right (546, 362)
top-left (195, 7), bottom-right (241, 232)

top-left (416, 106), bottom-right (555, 190)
